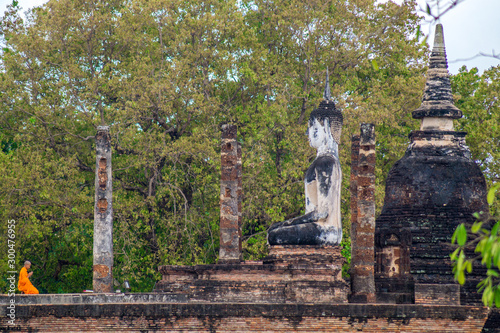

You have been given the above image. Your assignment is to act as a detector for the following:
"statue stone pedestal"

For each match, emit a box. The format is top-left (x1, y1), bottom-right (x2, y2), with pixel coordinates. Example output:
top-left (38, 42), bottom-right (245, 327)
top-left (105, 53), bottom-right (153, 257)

top-left (264, 245), bottom-right (344, 269)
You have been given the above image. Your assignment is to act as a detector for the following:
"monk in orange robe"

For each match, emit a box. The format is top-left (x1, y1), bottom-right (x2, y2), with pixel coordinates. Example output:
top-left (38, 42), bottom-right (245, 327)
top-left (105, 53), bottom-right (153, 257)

top-left (18, 261), bottom-right (39, 294)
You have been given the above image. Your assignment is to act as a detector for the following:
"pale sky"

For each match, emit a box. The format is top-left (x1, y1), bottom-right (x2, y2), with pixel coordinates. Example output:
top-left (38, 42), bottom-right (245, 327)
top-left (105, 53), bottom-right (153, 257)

top-left (415, 0), bottom-right (500, 74)
top-left (1, 0), bottom-right (499, 74)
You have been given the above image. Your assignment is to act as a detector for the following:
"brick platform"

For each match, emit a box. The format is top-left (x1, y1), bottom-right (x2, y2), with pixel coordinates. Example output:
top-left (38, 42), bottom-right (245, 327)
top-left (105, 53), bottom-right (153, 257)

top-left (156, 246), bottom-right (348, 304)
top-left (0, 301), bottom-right (490, 332)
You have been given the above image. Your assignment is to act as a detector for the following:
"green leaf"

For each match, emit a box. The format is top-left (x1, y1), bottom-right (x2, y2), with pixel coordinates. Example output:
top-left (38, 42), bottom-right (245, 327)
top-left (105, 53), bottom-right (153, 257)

top-left (487, 269), bottom-right (499, 278)
top-left (496, 248), bottom-right (500, 268)
top-left (456, 250), bottom-right (464, 273)
top-left (452, 227), bottom-right (458, 244)
top-left (483, 287), bottom-right (492, 306)
top-left (457, 224), bottom-right (467, 246)
top-left (471, 221), bottom-right (483, 233)
top-left (457, 271), bottom-right (465, 285)
top-left (450, 248), bottom-right (460, 260)
top-left (478, 279), bottom-right (487, 292)
top-left (492, 222), bottom-right (499, 236)
top-left (466, 261), bottom-right (472, 273)
top-left (495, 288), bottom-right (500, 308)
top-left (476, 238), bottom-right (487, 252)
top-left (487, 184), bottom-right (500, 205)
top-left (426, 4), bottom-right (431, 15)
top-left (371, 59), bottom-right (379, 71)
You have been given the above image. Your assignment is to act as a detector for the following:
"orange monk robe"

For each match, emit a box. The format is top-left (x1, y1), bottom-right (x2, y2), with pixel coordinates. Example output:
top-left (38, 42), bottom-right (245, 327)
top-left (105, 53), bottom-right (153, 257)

top-left (18, 267), bottom-right (39, 294)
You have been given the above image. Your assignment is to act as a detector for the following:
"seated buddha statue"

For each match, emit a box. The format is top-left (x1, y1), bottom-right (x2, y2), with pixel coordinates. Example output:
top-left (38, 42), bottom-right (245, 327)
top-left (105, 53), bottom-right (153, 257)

top-left (268, 73), bottom-right (343, 246)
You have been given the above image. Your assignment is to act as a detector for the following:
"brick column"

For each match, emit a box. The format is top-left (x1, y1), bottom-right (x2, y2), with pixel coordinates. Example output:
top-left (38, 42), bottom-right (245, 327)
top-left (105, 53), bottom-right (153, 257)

top-left (350, 134), bottom-right (360, 271)
top-left (237, 141), bottom-right (243, 254)
top-left (93, 126), bottom-right (113, 293)
top-left (219, 124), bottom-right (242, 263)
top-left (349, 123), bottom-right (376, 303)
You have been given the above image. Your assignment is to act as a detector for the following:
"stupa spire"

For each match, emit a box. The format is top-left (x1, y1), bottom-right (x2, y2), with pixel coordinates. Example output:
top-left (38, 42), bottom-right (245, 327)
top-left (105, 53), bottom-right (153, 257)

top-left (433, 24), bottom-right (445, 54)
top-left (412, 24), bottom-right (462, 127)
top-left (323, 67), bottom-right (331, 101)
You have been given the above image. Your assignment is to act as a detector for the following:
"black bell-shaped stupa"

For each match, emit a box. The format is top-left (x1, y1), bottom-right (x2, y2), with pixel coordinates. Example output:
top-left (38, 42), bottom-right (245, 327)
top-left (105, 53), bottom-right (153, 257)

top-left (374, 24), bottom-right (489, 305)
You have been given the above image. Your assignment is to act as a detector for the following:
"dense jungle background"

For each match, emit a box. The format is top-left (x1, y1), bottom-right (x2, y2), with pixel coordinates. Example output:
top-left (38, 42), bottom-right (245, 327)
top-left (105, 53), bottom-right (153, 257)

top-left (1, 0), bottom-right (499, 293)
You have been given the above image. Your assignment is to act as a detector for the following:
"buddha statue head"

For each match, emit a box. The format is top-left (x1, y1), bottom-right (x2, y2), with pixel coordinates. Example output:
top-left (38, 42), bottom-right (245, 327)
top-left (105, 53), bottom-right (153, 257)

top-left (307, 71), bottom-right (343, 155)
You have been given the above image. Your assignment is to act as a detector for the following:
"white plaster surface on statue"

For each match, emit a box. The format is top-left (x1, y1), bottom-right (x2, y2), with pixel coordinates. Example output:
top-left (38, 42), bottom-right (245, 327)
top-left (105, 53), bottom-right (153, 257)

top-left (420, 117), bottom-right (454, 131)
top-left (305, 118), bottom-right (342, 239)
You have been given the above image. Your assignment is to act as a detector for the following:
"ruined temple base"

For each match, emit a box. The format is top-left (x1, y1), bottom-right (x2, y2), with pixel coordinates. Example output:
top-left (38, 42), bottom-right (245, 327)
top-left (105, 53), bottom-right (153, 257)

top-left (1, 301), bottom-right (490, 333)
top-left (155, 245), bottom-right (348, 304)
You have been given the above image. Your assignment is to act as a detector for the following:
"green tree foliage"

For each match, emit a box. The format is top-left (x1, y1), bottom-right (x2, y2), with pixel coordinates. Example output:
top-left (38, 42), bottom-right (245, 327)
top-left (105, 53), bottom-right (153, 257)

top-left (452, 185), bottom-right (500, 307)
top-left (0, 0), bottom-right (427, 292)
top-left (450, 65), bottom-right (500, 307)
top-left (452, 65), bottom-right (500, 187)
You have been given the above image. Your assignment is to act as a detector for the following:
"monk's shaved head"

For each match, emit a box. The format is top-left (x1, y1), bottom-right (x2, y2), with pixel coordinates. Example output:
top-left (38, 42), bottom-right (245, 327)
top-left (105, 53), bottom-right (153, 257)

top-left (24, 261), bottom-right (31, 267)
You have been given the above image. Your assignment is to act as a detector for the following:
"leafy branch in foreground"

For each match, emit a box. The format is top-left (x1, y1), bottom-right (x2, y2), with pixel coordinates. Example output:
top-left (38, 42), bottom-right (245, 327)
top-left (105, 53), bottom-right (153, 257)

top-left (451, 184), bottom-right (500, 307)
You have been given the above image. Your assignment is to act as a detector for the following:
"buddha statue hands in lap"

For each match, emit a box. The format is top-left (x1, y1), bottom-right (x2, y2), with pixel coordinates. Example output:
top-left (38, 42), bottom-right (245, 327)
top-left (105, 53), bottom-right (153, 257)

top-left (268, 73), bottom-right (343, 246)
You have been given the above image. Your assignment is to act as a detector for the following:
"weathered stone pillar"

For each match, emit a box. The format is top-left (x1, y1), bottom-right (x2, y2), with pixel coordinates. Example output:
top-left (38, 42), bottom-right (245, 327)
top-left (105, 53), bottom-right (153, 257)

top-left (349, 123), bottom-right (376, 303)
top-left (219, 124), bottom-right (242, 263)
top-left (93, 126), bottom-right (113, 292)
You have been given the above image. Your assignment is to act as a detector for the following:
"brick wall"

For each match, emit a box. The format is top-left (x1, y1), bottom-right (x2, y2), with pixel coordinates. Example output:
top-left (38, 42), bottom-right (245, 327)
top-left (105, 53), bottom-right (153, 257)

top-left (1, 303), bottom-right (489, 333)
top-left (415, 283), bottom-right (460, 305)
